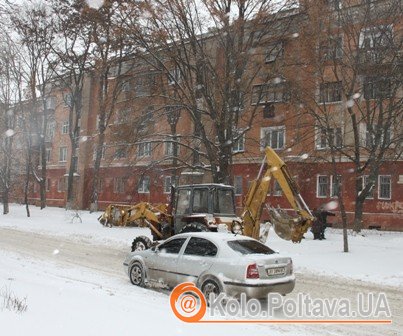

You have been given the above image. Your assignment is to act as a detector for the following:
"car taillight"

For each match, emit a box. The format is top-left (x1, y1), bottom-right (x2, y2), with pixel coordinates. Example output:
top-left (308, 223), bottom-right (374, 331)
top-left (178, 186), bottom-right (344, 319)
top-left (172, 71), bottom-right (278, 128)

top-left (246, 263), bottom-right (259, 279)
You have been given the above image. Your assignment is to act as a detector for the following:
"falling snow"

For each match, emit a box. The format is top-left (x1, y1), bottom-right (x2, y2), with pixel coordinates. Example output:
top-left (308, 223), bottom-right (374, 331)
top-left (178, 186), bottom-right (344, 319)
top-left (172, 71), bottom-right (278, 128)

top-left (5, 129), bottom-right (15, 137)
top-left (86, 0), bottom-right (104, 9)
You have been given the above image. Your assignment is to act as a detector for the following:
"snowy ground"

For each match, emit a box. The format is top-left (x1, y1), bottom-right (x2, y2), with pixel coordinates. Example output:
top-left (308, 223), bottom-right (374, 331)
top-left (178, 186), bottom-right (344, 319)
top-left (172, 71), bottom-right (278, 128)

top-left (1, 204), bottom-right (402, 336)
top-left (2, 204), bottom-right (403, 288)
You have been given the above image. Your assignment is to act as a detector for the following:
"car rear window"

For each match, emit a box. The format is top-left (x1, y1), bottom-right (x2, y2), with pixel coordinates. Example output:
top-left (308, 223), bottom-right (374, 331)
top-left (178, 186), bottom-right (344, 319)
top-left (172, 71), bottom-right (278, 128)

top-left (227, 240), bottom-right (275, 255)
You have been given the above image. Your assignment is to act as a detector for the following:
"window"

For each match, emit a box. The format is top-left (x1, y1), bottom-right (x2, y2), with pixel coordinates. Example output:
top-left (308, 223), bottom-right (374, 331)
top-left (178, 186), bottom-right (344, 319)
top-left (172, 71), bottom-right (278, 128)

top-left (98, 178), bottom-right (104, 193)
top-left (46, 121), bottom-right (56, 140)
top-left (59, 147), bottom-right (68, 162)
top-left (93, 146), bottom-right (106, 161)
top-left (45, 149), bottom-right (51, 163)
top-left (325, 0), bottom-right (341, 10)
top-left (122, 81), bottom-right (131, 92)
top-left (363, 77), bottom-right (391, 100)
top-left (252, 81), bottom-right (288, 104)
top-left (273, 180), bottom-right (282, 196)
top-left (164, 141), bottom-right (177, 157)
top-left (138, 176), bottom-right (150, 193)
top-left (331, 175), bottom-right (342, 197)
top-left (57, 178), bottom-right (65, 192)
top-left (317, 175), bottom-right (329, 198)
top-left (361, 123), bottom-right (391, 148)
top-left (358, 175), bottom-right (375, 199)
top-left (134, 72), bottom-right (156, 97)
top-left (316, 126), bottom-right (343, 149)
top-left (192, 188), bottom-right (209, 213)
top-left (167, 67), bottom-right (182, 85)
top-left (184, 237), bottom-right (218, 257)
top-left (228, 240), bottom-right (275, 255)
top-left (116, 109), bottom-right (130, 124)
top-left (62, 121), bottom-right (69, 134)
top-left (64, 94), bottom-right (73, 107)
top-left (359, 25), bottom-right (393, 50)
top-left (158, 238), bottom-right (186, 254)
top-left (265, 41), bottom-right (283, 63)
top-left (232, 132), bottom-right (245, 153)
top-left (138, 142), bottom-right (151, 157)
top-left (114, 147), bottom-right (127, 159)
top-left (214, 189), bottom-right (236, 214)
top-left (320, 36), bottom-right (343, 61)
top-left (378, 175), bottom-right (391, 200)
top-left (46, 179), bottom-right (51, 192)
top-left (261, 126), bottom-right (285, 150)
top-left (319, 81), bottom-right (342, 103)
top-left (114, 177), bottom-right (126, 193)
top-left (164, 176), bottom-right (173, 194)
top-left (176, 189), bottom-right (191, 214)
top-left (234, 176), bottom-right (243, 195)
top-left (45, 97), bottom-right (56, 110)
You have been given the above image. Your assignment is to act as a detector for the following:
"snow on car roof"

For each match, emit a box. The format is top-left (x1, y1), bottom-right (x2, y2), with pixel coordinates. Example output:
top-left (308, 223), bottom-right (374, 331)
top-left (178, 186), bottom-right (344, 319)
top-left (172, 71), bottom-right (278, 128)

top-left (174, 232), bottom-right (255, 243)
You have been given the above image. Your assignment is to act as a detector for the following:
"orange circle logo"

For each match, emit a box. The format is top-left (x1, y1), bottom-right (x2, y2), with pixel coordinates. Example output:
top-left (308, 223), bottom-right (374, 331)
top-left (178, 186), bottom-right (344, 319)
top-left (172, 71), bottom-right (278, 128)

top-left (170, 282), bottom-right (207, 322)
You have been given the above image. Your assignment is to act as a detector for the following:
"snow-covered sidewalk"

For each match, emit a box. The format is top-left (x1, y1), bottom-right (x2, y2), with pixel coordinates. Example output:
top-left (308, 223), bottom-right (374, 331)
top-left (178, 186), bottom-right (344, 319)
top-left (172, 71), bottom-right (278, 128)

top-left (1, 204), bottom-right (403, 288)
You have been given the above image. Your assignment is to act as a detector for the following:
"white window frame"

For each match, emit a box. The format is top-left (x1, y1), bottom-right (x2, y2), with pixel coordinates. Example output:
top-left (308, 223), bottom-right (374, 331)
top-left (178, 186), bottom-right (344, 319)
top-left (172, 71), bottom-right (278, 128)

top-left (234, 176), bottom-right (243, 196)
top-left (260, 126), bottom-right (285, 150)
top-left (57, 177), bottom-right (65, 193)
top-left (361, 175), bottom-right (375, 199)
top-left (265, 41), bottom-right (283, 63)
top-left (167, 67), bottom-right (182, 85)
top-left (378, 175), bottom-right (391, 200)
top-left (138, 176), bottom-right (150, 194)
top-left (330, 174), bottom-right (342, 198)
top-left (163, 176), bottom-right (172, 194)
top-left (315, 126), bottom-right (343, 150)
top-left (61, 120), bottom-right (69, 134)
top-left (316, 175), bottom-right (329, 198)
top-left (319, 81), bottom-right (342, 104)
top-left (113, 177), bottom-right (126, 194)
top-left (45, 148), bottom-right (51, 163)
top-left (138, 142), bottom-right (152, 158)
top-left (59, 147), bottom-right (68, 162)
top-left (232, 132), bottom-right (245, 153)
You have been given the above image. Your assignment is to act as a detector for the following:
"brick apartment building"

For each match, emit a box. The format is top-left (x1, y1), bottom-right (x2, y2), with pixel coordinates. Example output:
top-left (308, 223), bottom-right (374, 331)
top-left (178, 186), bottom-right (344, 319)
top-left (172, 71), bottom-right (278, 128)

top-left (16, 0), bottom-right (402, 230)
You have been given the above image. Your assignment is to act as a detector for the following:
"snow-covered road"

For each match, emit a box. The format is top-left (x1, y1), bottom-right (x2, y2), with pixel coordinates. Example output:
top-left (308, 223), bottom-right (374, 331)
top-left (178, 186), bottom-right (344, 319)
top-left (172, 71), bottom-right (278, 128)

top-left (1, 227), bottom-right (401, 336)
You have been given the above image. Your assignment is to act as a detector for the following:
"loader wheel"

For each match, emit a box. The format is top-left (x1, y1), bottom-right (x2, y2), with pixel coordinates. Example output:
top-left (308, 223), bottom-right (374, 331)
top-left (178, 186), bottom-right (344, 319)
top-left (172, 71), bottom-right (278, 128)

top-left (131, 236), bottom-right (152, 252)
top-left (179, 222), bottom-right (209, 233)
top-left (129, 262), bottom-right (145, 286)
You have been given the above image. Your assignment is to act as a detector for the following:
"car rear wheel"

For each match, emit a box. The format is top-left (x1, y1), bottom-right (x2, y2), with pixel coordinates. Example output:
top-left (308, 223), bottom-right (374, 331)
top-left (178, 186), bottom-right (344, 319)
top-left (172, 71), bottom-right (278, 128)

top-left (129, 262), bottom-right (145, 286)
top-left (179, 222), bottom-right (209, 233)
top-left (131, 236), bottom-right (152, 252)
top-left (201, 279), bottom-right (221, 301)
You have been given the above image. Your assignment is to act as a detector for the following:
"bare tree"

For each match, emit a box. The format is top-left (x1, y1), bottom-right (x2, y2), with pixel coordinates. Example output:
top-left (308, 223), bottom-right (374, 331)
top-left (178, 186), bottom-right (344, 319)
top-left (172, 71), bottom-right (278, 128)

top-left (295, 0), bottom-right (402, 240)
top-left (124, 0), bottom-right (298, 183)
top-left (10, 2), bottom-right (56, 209)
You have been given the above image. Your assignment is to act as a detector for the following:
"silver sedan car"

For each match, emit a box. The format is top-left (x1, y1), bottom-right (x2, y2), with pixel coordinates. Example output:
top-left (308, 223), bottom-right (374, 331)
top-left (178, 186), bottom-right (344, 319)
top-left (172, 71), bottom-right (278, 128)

top-left (123, 232), bottom-right (295, 299)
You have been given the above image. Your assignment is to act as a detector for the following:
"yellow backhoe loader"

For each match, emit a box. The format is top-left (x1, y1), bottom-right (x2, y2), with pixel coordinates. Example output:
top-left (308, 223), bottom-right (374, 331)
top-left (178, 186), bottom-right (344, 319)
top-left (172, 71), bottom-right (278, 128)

top-left (98, 147), bottom-right (314, 251)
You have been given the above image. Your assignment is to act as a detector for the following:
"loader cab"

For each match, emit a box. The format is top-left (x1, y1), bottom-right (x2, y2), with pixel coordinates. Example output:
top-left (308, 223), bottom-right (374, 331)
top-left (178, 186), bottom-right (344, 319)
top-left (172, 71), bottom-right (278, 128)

top-left (172, 184), bottom-right (236, 234)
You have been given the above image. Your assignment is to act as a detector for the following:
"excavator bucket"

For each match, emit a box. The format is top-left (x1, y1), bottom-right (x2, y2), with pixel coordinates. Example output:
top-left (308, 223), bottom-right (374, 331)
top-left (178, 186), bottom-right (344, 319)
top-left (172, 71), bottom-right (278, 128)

top-left (268, 207), bottom-right (312, 243)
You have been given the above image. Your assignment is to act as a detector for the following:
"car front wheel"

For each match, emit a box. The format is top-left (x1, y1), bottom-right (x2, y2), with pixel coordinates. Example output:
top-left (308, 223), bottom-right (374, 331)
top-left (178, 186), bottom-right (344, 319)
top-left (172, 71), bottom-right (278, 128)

top-left (129, 262), bottom-right (145, 287)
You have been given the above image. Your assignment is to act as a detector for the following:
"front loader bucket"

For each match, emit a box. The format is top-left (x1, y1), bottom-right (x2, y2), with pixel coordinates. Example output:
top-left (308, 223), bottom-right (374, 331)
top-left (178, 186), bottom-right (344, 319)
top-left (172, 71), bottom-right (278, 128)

top-left (268, 207), bottom-right (310, 243)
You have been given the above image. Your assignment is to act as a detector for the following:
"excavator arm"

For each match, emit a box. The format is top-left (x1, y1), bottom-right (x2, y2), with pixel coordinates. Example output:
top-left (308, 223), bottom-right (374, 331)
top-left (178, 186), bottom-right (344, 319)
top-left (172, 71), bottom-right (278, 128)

top-left (242, 147), bottom-right (314, 243)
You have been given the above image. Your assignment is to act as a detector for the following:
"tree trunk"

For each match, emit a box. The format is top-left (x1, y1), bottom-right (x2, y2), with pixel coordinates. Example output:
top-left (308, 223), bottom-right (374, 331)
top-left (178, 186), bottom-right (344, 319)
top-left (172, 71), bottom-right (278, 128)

top-left (39, 179), bottom-right (46, 210)
top-left (2, 190), bottom-right (9, 215)
top-left (24, 160), bottom-right (31, 218)
top-left (90, 132), bottom-right (105, 212)
top-left (353, 198), bottom-right (364, 233)
top-left (39, 132), bottom-right (47, 209)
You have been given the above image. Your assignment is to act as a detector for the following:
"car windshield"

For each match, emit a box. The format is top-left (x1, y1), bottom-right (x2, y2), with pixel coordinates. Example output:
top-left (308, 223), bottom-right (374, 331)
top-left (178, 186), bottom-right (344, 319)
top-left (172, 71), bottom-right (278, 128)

top-left (227, 240), bottom-right (275, 255)
top-left (214, 189), bottom-right (235, 214)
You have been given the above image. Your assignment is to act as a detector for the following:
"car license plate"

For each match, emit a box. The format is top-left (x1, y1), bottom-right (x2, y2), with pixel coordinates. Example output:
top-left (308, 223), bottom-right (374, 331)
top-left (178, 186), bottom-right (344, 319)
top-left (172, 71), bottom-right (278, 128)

top-left (267, 267), bottom-right (286, 276)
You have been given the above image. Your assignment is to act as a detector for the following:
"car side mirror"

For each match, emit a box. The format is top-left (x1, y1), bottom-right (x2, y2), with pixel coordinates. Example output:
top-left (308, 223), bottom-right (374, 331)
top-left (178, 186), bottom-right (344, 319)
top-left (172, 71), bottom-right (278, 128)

top-left (151, 246), bottom-right (159, 253)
